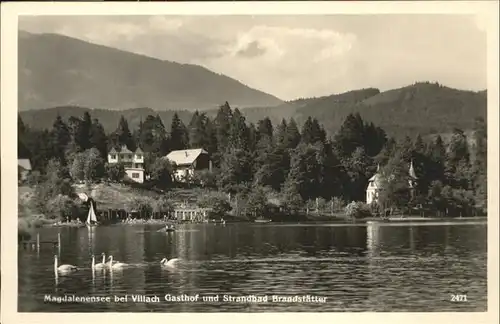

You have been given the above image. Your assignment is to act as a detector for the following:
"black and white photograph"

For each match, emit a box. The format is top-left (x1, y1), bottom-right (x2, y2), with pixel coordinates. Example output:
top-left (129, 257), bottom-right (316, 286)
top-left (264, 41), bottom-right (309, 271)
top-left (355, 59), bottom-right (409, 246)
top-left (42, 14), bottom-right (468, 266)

top-left (1, 1), bottom-right (499, 323)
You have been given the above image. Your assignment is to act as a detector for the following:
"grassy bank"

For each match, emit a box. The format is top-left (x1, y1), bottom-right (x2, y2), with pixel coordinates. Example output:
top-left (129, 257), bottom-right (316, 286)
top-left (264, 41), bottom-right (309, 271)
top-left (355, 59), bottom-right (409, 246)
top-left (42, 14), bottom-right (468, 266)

top-left (73, 183), bottom-right (216, 210)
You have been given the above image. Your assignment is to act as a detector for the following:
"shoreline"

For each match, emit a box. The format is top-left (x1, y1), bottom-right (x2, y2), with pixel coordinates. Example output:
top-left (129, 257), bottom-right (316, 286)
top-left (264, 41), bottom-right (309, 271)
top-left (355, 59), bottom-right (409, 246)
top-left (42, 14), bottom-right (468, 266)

top-left (38, 215), bottom-right (488, 228)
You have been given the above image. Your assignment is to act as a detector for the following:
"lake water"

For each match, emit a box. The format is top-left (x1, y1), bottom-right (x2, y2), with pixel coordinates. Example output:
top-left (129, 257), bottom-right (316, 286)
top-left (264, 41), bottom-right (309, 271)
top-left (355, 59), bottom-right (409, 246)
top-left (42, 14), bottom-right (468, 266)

top-left (18, 221), bottom-right (487, 312)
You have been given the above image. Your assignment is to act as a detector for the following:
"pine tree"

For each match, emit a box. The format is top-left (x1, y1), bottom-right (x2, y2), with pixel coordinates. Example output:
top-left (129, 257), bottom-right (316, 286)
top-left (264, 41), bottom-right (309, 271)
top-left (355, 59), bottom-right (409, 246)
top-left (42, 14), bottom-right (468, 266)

top-left (51, 115), bottom-right (71, 165)
top-left (188, 111), bottom-right (209, 149)
top-left (363, 122), bottom-right (387, 157)
top-left (214, 101), bottom-right (233, 153)
top-left (275, 119), bottom-right (288, 147)
top-left (257, 117), bottom-right (274, 140)
top-left (169, 112), bottom-right (188, 151)
top-left (333, 113), bottom-right (365, 158)
top-left (427, 135), bottom-right (446, 182)
top-left (78, 112), bottom-right (92, 151)
top-left (228, 108), bottom-right (249, 150)
top-left (445, 128), bottom-right (471, 188)
top-left (113, 116), bottom-right (135, 151)
top-left (218, 147), bottom-right (253, 193)
top-left (343, 147), bottom-right (371, 202)
top-left (284, 143), bottom-right (322, 200)
top-left (285, 118), bottom-right (301, 149)
top-left (89, 118), bottom-right (108, 158)
top-left (377, 150), bottom-right (412, 212)
top-left (471, 117), bottom-right (487, 212)
top-left (301, 117), bottom-right (325, 144)
top-left (315, 141), bottom-right (342, 199)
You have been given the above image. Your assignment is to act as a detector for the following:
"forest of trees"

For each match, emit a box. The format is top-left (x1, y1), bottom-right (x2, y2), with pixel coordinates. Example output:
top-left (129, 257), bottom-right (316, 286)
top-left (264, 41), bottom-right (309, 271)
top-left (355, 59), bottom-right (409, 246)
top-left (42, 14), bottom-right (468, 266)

top-left (18, 101), bottom-right (487, 218)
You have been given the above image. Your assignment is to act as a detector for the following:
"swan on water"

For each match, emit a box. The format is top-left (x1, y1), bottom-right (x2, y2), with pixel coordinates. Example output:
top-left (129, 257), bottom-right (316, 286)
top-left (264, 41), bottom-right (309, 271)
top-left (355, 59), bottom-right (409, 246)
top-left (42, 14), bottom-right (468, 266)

top-left (107, 255), bottom-right (127, 269)
top-left (54, 255), bottom-right (78, 273)
top-left (160, 257), bottom-right (179, 267)
top-left (92, 253), bottom-right (106, 270)
top-left (102, 253), bottom-right (119, 265)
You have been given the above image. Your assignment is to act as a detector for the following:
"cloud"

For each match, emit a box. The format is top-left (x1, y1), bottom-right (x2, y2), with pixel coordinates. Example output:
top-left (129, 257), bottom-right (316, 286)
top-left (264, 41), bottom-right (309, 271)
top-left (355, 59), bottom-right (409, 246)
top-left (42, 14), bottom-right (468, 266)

top-left (18, 15), bottom-right (486, 100)
top-left (235, 40), bottom-right (266, 58)
top-left (148, 16), bottom-right (184, 32)
top-left (194, 25), bottom-right (357, 98)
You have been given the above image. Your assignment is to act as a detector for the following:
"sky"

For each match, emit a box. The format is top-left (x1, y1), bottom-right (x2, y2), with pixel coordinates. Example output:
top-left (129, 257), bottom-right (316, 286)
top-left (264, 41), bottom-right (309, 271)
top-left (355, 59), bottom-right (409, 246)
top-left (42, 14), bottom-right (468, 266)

top-left (19, 15), bottom-right (487, 101)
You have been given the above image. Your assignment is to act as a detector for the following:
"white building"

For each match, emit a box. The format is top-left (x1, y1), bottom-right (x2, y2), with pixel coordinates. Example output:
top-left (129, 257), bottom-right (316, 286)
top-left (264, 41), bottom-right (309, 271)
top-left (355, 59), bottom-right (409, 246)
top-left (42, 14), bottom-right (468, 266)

top-left (165, 148), bottom-right (212, 182)
top-left (18, 158), bottom-right (32, 182)
top-left (108, 145), bottom-right (145, 183)
top-left (366, 161), bottom-right (417, 205)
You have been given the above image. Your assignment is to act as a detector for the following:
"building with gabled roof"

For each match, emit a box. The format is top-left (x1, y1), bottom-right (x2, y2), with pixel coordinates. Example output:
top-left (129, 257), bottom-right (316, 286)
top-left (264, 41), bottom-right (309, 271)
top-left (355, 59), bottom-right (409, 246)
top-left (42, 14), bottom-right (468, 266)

top-left (107, 145), bottom-right (145, 183)
top-left (165, 148), bottom-right (212, 182)
top-left (366, 161), bottom-right (417, 205)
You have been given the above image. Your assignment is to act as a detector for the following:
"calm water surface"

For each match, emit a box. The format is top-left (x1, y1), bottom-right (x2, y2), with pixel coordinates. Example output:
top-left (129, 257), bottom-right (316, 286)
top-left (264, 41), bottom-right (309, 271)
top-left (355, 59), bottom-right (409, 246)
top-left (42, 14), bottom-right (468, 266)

top-left (18, 221), bottom-right (487, 312)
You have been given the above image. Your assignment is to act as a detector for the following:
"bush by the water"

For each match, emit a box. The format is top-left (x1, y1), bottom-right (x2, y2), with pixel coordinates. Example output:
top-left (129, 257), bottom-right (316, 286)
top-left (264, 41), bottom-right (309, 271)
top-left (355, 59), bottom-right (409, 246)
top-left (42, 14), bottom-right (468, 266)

top-left (18, 215), bottom-right (53, 241)
top-left (345, 201), bottom-right (373, 219)
top-left (46, 194), bottom-right (82, 221)
top-left (125, 196), bottom-right (154, 217)
top-left (197, 192), bottom-right (231, 218)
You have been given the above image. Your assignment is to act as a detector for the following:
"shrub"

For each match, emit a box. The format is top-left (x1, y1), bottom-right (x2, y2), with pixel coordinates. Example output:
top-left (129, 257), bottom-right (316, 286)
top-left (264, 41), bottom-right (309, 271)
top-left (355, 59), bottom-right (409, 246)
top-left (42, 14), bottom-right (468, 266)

top-left (46, 194), bottom-right (79, 221)
top-left (345, 201), bottom-right (373, 219)
top-left (125, 196), bottom-right (154, 217)
top-left (245, 186), bottom-right (271, 219)
top-left (106, 162), bottom-right (125, 182)
top-left (197, 193), bottom-right (231, 217)
top-left (18, 218), bottom-right (33, 241)
top-left (153, 196), bottom-right (174, 215)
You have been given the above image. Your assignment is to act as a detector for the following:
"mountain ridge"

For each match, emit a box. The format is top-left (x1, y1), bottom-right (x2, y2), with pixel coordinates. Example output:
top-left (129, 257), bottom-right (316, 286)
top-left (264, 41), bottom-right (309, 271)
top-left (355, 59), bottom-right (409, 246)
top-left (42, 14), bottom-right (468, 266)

top-left (18, 31), bottom-right (283, 112)
top-left (19, 82), bottom-right (487, 140)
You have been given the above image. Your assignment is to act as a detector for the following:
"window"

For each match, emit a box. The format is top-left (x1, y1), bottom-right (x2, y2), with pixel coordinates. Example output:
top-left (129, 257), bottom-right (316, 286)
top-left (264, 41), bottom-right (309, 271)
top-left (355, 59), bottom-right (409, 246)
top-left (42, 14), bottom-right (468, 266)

top-left (132, 173), bottom-right (140, 179)
top-left (136, 154), bottom-right (142, 159)
top-left (110, 154), bottom-right (117, 159)
top-left (128, 154), bottom-right (133, 159)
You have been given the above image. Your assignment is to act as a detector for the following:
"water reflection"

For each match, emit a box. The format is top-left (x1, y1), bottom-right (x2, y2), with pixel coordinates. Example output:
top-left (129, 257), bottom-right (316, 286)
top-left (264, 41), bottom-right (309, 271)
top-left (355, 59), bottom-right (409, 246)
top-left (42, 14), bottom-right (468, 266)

top-left (18, 222), bottom-right (487, 312)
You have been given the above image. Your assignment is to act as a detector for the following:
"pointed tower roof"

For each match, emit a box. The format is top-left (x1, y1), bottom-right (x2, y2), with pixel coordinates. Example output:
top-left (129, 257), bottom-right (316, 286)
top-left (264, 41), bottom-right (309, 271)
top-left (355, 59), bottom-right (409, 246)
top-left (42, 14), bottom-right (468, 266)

top-left (409, 160), bottom-right (417, 179)
top-left (120, 145), bottom-right (133, 154)
top-left (368, 163), bottom-right (383, 183)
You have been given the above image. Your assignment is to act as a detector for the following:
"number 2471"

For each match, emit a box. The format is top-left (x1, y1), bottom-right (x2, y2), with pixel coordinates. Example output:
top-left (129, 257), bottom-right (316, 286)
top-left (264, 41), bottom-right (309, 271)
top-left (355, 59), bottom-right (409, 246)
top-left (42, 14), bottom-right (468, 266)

top-left (450, 294), bottom-right (468, 302)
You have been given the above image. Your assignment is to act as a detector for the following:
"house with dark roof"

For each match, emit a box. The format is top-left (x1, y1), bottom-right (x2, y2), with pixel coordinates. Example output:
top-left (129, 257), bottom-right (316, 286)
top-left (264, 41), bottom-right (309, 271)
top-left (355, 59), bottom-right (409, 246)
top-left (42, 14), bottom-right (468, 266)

top-left (107, 145), bottom-right (145, 183)
top-left (165, 148), bottom-right (212, 182)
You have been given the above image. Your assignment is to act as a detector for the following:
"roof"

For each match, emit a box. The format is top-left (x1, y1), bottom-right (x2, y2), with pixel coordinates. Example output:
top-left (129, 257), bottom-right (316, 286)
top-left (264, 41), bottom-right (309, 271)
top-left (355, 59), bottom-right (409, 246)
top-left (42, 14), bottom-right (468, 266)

top-left (18, 159), bottom-right (32, 171)
top-left (135, 147), bottom-right (144, 154)
top-left (368, 173), bottom-right (384, 187)
top-left (109, 147), bottom-right (118, 154)
top-left (165, 148), bottom-right (208, 166)
top-left (120, 145), bottom-right (133, 154)
top-left (409, 161), bottom-right (417, 179)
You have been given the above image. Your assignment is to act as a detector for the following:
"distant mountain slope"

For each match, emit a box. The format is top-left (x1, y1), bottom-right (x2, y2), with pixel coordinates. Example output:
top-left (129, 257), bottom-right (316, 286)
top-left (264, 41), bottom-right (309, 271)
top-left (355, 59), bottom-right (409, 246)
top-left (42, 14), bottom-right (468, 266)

top-left (19, 82), bottom-right (487, 140)
top-left (18, 31), bottom-right (283, 112)
top-left (19, 106), bottom-right (193, 133)
top-left (293, 82), bottom-right (487, 138)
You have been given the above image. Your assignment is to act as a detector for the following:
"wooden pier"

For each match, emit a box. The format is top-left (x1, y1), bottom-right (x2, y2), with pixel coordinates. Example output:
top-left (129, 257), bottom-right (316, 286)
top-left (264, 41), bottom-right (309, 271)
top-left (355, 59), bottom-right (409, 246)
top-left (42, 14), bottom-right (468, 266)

top-left (21, 232), bottom-right (61, 254)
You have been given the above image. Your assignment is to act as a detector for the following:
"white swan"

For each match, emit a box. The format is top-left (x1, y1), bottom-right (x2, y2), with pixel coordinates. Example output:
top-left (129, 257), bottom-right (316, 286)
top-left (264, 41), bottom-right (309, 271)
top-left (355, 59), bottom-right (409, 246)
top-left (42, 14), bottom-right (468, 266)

top-left (54, 255), bottom-right (78, 273)
top-left (107, 255), bottom-right (127, 269)
top-left (102, 253), bottom-right (119, 266)
top-left (92, 253), bottom-right (106, 270)
top-left (160, 257), bottom-right (179, 268)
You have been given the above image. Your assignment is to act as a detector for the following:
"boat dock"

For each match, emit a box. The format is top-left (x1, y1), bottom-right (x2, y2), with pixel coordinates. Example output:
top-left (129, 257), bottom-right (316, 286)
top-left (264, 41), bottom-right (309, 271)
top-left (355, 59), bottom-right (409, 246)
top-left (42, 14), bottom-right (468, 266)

top-left (20, 233), bottom-right (61, 253)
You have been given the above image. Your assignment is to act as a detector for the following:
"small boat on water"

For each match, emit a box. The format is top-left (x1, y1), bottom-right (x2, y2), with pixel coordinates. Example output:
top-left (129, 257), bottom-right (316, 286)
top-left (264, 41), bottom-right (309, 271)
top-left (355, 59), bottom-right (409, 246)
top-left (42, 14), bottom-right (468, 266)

top-left (86, 201), bottom-right (99, 227)
top-left (161, 224), bottom-right (176, 232)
